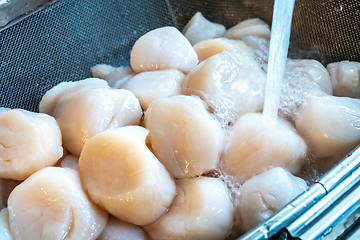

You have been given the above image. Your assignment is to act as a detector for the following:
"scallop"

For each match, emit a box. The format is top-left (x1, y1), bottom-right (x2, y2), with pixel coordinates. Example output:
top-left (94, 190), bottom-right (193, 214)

top-left (295, 93), bottom-right (360, 159)
top-left (225, 18), bottom-right (271, 40)
top-left (182, 12), bottom-right (226, 45)
top-left (0, 208), bottom-right (13, 240)
top-left (121, 69), bottom-right (184, 110)
top-left (288, 59), bottom-right (333, 95)
top-left (327, 61), bottom-right (360, 98)
top-left (7, 167), bottom-right (108, 240)
top-left (78, 126), bottom-right (176, 226)
top-left (183, 51), bottom-right (266, 117)
top-left (53, 86), bottom-right (142, 156)
top-left (144, 177), bottom-right (234, 240)
top-left (145, 95), bottom-right (224, 178)
top-left (130, 26), bottom-right (199, 73)
top-left (237, 167), bottom-right (307, 232)
top-left (193, 38), bottom-right (255, 62)
top-left (90, 64), bottom-right (116, 80)
top-left (59, 155), bottom-right (78, 170)
top-left (0, 108), bottom-right (63, 180)
top-left (221, 113), bottom-right (307, 182)
top-left (39, 78), bottom-right (109, 115)
top-left (98, 216), bottom-right (150, 240)
top-left (105, 66), bottom-right (135, 89)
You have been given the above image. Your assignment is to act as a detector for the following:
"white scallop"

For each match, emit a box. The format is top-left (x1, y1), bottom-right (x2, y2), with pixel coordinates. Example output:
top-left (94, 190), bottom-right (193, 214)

top-left (90, 64), bottom-right (116, 80)
top-left (130, 26), bottom-right (199, 73)
top-left (121, 69), bottom-right (184, 110)
top-left (7, 167), bottom-right (108, 240)
top-left (238, 167), bottom-right (307, 232)
top-left (78, 126), bottom-right (176, 226)
top-left (0, 108), bottom-right (63, 180)
top-left (145, 177), bottom-right (234, 240)
top-left (221, 113), bottom-right (307, 182)
top-left (295, 93), bottom-right (360, 159)
top-left (0, 208), bottom-right (13, 240)
top-left (145, 95), bottom-right (224, 178)
top-left (182, 12), bottom-right (226, 45)
top-left (225, 18), bottom-right (271, 40)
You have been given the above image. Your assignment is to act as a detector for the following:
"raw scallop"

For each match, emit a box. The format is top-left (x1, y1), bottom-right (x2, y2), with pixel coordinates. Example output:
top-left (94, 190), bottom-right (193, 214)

top-left (221, 113), bottom-right (307, 182)
top-left (182, 12), bottom-right (226, 45)
top-left (0, 108), bottom-right (63, 180)
top-left (145, 95), bottom-right (224, 178)
top-left (7, 167), bottom-right (108, 240)
top-left (0, 208), bottom-right (13, 240)
top-left (78, 126), bottom-right (176, 226)
top-left (327, 61), bottom-right (360, 98)
top-left (183, 51), bottom-right (267, 117)
top-left (225, 18), bottom-right (271, 40)
top-left (237, 167), bottom-right (307, 232)
top-left (53, 86), bottom-right (142, 156)
top-left (130, 26), bottom-right (199, 73)
top-left (295, 94), bottom-right (360, 159)
top-left (193, 38), bottom-right (255, 62)
top-left (121, 69), bottom-right (184, 110)
top-left (145, 177), bottom-right (233, 240)
top-left (98, 216), bottom-right (150, 240)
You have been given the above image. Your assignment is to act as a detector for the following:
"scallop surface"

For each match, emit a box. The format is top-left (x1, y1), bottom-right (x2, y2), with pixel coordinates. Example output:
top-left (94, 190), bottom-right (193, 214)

top-left (79, 126), bottom-right (176, 226)
top-left (221, 113), bottom-right (307, 182)
top-left (130, 26), bottom-right (199, 73)
top-left (238, 167), bottom-right (307, 232)
top-left (98, 216), bottom-right (150, 240)
top-left (7, 167), bottom-right (108, 240)
top-left (0, 109), bottom-right (63, 180)
top-left (145, 95), bottom-right (224, 178)
top-left (182, 12), bottom-right (226, 45)
top-left (145, 177), bottom-right (233, 240)
top-left (0, 208), bottom-right (13, 240)
top-left (295, 94), bottom-right (360, 159)
top-left (121, 69), bottom-right (184, 110)
top-left (225, 18), bottom-right (271, 40)
top-left (53, 87), bottom-right (142, 156)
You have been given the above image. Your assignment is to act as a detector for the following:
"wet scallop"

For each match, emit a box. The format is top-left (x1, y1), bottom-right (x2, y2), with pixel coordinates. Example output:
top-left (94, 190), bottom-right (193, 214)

top-left (0, 108), bottom-right (63, 180)
top-left (225, 18), bottom-right (271, 40)
top-left (144, 177), bottom-right (234, 240)
top-left (145, 95), bottom-right (224, 178)
top-left (78, 126), bottom-right (176, 226)
top-left (130, 26), bottom-right (199, 73)
top-left (7, 167), bottom-right (108, 240)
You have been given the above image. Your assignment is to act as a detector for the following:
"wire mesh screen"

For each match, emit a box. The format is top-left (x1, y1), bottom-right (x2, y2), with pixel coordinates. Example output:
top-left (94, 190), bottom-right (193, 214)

top-left (0, 0), bottom-right (359, 112)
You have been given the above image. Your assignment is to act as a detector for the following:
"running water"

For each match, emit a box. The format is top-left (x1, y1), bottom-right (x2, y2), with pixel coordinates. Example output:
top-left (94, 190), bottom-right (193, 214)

top-left (262, 0), bottom-right (296, 126)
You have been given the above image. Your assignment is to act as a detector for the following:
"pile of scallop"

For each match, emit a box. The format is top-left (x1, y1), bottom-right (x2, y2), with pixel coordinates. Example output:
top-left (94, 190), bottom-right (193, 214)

top-left (1, 12), bottom-right (360, 240)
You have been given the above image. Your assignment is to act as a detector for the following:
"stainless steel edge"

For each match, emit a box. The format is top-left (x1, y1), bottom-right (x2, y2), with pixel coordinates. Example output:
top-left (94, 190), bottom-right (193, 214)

top-left (287, 161), bottom-right (360, 238)
top-left (0, 0), bottom-right (58, 31)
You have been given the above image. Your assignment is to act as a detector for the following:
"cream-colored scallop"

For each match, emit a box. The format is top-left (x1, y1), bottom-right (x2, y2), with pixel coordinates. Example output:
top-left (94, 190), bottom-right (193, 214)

top-left (90, 64), bottom-right (116, 80)
top-left (0, 208), bottom-right (13, 240)
top-left (0, 109), bottom-right (63, 180)
top-left (145, 95), bottom-right (224, 178)
top-left (60, 155), bottom-right (78, 170)
top-left (121, 69), bottom-right (184, 110)
top-left (327, 61), bottom-right (360, 98)
top-left (39, 78), bottom-right (109, 115)
top-left (238, 167), bottom-right (307, 232)
top-left (98, 216), bottom-right (150, 240)
top-left (105, 66), bottom-right (135, 89)
top-left (183, 51), bottom-right (266, 117)
top-left (0, 178), bottom-right (20, 209)
top-left (288, 59), bottom-right (333, 95)
top-left (130, 26), bottom-right (199, 73)
top-left (193, 38), bottom-right (255, 62)
top-left (78, 126), bottom-right (176, 226)
top-left (225, 18), bottom-right (271, 40)
top-left (295, 94), bottom-right (360, 159)
top-left (7, 167), bottom-right (108, 240)
top-left (241, 35), bottom-right (270, 65)
top-left (53, 87), bottom-right (142, 156)
top-left (221, 113), bottom-right (307, 183)
top-left (182, 12), bottom-right (226, 45)
top-left (145, 177), bottom-right (233, 240)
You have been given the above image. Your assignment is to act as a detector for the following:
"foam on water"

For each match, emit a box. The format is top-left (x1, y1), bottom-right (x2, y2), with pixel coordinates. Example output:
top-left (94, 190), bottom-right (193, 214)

top-left (262, 0), bottom-right (296, 126)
